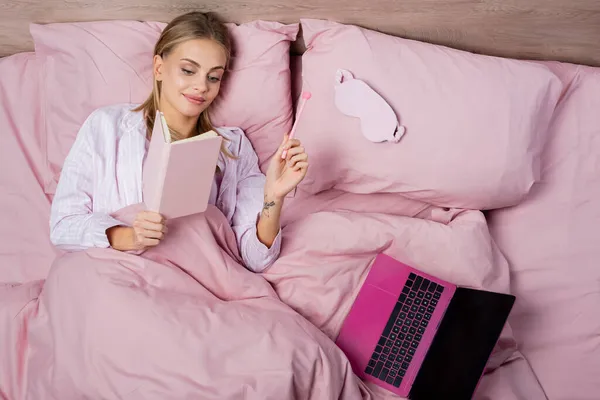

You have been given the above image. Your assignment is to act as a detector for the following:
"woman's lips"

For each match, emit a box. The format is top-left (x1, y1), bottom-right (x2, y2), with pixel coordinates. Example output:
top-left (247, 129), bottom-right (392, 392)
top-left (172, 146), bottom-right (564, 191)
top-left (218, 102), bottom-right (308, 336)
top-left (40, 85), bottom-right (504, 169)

top-left (183, 94), bottom-right (205, 105)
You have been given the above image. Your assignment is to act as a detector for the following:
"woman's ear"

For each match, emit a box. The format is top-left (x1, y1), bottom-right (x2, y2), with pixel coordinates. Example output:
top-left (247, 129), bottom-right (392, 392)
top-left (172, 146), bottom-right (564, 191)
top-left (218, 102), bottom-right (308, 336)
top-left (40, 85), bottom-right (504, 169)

top-left (153, 54), bottom-right (164, 82)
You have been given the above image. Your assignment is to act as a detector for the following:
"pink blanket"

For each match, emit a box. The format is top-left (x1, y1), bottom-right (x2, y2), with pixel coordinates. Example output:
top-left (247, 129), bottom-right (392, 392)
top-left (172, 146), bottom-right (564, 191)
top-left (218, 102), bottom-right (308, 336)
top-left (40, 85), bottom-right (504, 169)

top-left (2, 205), bottom-right (368, 399)
top-left (1, 195), bottom-right (543, 399)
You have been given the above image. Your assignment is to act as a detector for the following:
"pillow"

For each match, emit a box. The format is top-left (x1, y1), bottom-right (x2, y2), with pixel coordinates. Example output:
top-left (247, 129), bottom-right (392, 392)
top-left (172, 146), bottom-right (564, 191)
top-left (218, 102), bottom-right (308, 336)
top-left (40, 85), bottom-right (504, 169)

top-left (488, 64), bottom-right (600, 399)
top-left (30, 20), bottom-right (298, 194)
top-left (295, 19), bottom-right (563, 210)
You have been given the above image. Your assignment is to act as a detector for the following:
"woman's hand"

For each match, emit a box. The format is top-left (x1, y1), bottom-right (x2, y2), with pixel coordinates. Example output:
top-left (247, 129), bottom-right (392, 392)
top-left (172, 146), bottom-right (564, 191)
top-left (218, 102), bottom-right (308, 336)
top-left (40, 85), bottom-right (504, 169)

top-left (264, 135), bottom-right (309, 200)
top-left (107, 211), bottom-right (167, 251)
top-left (132, 211), bottom-right (167, 249)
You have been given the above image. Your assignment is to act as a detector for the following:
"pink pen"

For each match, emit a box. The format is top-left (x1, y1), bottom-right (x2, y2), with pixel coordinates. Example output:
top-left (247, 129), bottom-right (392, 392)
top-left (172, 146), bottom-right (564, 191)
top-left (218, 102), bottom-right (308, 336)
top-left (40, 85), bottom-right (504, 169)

top-left (282, 91), bottom-right (312, 159)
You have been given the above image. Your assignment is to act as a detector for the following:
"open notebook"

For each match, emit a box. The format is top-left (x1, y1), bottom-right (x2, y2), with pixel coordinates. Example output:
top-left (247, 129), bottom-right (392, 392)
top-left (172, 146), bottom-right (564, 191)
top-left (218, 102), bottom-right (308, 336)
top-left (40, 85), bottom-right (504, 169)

top-left (142, 110), bottom-right (223, 219)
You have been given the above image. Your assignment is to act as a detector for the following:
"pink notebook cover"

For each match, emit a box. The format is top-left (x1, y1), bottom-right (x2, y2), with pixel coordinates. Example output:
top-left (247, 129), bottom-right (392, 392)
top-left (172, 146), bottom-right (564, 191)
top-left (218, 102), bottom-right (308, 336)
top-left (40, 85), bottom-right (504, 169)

top-left (143, 111), bottom-right (222, 219)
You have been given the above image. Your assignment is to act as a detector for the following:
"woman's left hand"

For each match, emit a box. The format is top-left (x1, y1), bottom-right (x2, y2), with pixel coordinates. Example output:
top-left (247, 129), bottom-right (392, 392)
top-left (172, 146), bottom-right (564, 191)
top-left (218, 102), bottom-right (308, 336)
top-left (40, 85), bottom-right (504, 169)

top-left (264, 135), bottom-right (309, 200)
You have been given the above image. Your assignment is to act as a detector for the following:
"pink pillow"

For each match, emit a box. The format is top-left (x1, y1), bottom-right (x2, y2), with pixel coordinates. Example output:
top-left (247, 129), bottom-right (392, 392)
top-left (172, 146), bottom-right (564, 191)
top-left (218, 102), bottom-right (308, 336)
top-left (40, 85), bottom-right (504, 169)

top-left (296, 19), bottom-right (563, 209)
top-left (488, 64), bottom-right (600, 399)
top-left (30, 20), bottom-right (298, 194)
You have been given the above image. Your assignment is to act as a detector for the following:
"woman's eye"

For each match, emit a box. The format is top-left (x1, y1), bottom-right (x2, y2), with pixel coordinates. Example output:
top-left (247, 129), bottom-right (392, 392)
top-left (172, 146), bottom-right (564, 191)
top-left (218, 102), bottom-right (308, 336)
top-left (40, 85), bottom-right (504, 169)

top-left (208, 76), bottom-right (221, 83)
top-left (181, 68), bottom-right (194, 75)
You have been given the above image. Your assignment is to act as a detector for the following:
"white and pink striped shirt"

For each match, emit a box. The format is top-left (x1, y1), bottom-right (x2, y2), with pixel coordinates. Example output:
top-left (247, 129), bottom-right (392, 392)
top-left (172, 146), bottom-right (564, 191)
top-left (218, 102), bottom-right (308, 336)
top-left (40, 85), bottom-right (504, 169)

top-left (49, 104), bottom-right (281, 272)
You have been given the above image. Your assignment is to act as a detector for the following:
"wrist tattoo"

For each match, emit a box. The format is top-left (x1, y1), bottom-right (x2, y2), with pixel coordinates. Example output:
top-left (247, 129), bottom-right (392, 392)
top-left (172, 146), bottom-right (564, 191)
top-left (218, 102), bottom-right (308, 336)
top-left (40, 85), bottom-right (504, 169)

top-left (262, 197), bottom-right (276, 217)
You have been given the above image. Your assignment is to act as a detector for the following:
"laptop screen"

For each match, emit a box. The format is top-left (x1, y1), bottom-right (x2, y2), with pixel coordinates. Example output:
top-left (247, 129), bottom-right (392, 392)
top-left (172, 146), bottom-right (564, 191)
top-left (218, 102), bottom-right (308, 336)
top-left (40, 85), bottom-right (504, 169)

top-left (409, 287), bottom-right (515, 400)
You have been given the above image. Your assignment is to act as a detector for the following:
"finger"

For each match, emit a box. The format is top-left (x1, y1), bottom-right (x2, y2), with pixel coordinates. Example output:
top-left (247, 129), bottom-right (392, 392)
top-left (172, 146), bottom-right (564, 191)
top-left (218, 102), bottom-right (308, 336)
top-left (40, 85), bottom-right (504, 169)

top-left (284, 146), bottom-right (305, 159)
top-left (139, 228), bottom-right (164, 240)
top-left (281, 138), bottom-right (301, 160)
top-left (289, 153), bottom-right (308, 166)
top-left (135, 232), bottom-right (148, 247)
top-left (138, 211), bottom-right (164, 224)
top-left (275, 134), bottom-right (289, 158)
top-left (134, 219), bottom-right (165, 233)
top-left (283, 139), bottom-right (301, 150)
top-left (142, 238), bottom-right (160, 247)
top-left (293, 161), bottom-right (309, 171)
top-left (280, 133), bottom-right (289, 146)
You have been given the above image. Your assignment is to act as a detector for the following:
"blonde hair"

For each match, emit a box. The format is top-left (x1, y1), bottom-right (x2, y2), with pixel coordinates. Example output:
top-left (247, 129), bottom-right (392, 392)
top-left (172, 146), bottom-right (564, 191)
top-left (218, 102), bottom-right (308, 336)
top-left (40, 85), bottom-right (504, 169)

top-left (134, 12), bottom-right (233, 156)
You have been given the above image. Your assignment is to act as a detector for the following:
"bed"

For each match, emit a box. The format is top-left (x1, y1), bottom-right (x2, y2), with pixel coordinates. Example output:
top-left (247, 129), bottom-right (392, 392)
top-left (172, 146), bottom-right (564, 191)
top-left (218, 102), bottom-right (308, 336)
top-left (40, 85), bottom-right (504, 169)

top-left (1, 1), bottom-right (599, 399)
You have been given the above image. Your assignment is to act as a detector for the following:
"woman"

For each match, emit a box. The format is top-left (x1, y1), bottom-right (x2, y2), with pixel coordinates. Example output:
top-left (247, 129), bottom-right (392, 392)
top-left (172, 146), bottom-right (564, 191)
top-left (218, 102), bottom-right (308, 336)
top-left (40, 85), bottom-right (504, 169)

top-left (49, 12), bottom-right (308, 273)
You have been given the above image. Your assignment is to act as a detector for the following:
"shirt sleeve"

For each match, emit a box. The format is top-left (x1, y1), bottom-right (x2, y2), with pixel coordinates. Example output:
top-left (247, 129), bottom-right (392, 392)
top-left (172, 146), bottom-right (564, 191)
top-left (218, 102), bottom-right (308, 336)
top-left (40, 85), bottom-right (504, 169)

top-left (49, 112), bottom-right (123, 251)
top-left (230, 129), bottom-right (282, 273)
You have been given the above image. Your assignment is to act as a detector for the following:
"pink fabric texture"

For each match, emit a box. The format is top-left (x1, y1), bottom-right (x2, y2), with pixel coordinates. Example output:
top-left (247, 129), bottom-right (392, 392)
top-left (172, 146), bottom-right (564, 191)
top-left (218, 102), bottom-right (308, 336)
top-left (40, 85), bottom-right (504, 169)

top-left (264, 198), bottom-right (544, 400)
top-left (2, 206), bottom-right (367, 399)
top-left (30, 20), bottom-right (298, 194)
top-left (296, 19), bottom-right (563, 210)
top-left (0, 53), bottom-right (60, 284)
top-left (2, 196), bottom-right (542, 400)
top-left (488, 63), bottom-right (600, 400)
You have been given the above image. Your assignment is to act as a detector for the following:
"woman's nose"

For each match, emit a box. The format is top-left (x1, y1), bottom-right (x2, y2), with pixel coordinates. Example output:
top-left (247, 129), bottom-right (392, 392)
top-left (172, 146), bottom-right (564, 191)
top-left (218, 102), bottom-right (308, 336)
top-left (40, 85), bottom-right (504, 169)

top-left (193, 77), bottom-right (208, 93)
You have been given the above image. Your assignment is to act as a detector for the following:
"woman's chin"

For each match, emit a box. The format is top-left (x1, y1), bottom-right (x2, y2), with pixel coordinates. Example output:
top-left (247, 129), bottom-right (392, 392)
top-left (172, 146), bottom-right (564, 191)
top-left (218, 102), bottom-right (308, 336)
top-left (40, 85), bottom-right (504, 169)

top-left (178, 102), bottom-right (207, 118)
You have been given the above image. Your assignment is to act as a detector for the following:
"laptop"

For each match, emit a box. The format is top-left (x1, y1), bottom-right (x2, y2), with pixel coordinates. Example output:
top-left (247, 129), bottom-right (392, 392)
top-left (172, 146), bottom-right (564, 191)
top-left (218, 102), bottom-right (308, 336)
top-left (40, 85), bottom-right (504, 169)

top-left (335, 253), bottom-right (515, 399)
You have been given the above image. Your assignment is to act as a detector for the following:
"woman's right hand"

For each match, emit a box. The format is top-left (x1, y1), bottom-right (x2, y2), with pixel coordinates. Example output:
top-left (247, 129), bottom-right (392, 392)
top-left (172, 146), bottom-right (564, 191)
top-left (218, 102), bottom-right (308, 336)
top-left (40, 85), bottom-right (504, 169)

top-left (107, 211), bottom-right (167, 251)
top-left (132, 211), bottom-right (167, 249)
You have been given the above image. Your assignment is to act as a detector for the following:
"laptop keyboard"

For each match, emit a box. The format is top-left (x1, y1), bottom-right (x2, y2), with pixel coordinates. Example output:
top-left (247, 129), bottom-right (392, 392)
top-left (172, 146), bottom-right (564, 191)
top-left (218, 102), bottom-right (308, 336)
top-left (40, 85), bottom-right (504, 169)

top-left (364, 273), bottom-right (444, 388)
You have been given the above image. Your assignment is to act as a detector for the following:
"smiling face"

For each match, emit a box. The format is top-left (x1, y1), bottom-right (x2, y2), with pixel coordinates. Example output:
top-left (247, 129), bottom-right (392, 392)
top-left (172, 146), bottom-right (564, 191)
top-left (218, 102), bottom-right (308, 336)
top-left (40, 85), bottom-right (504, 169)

top-left (153, 38), bottom-right (228, 119)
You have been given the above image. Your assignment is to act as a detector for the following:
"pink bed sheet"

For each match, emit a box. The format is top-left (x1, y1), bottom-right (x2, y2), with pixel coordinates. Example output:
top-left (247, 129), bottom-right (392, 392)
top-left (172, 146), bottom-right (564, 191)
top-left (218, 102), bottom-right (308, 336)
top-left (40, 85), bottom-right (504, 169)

top-left (0, 53), bottom-right (59, 284)
top-left (488, 63), bottom-right (600, 400)
top-left (0, 51), bottom-right (550, 399)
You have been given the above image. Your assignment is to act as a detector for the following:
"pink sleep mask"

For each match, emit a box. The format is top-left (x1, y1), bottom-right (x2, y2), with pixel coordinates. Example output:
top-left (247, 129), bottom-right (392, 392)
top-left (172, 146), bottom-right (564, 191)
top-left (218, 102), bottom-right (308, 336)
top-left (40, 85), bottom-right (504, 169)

top-left (334, 69), bottom-right (405, 143)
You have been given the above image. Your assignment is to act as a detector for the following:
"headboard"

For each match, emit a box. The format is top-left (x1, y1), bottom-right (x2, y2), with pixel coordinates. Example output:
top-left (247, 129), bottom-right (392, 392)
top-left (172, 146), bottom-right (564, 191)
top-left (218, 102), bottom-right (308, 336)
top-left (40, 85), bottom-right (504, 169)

top-left (2, 0), bottom-right (600, 66)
